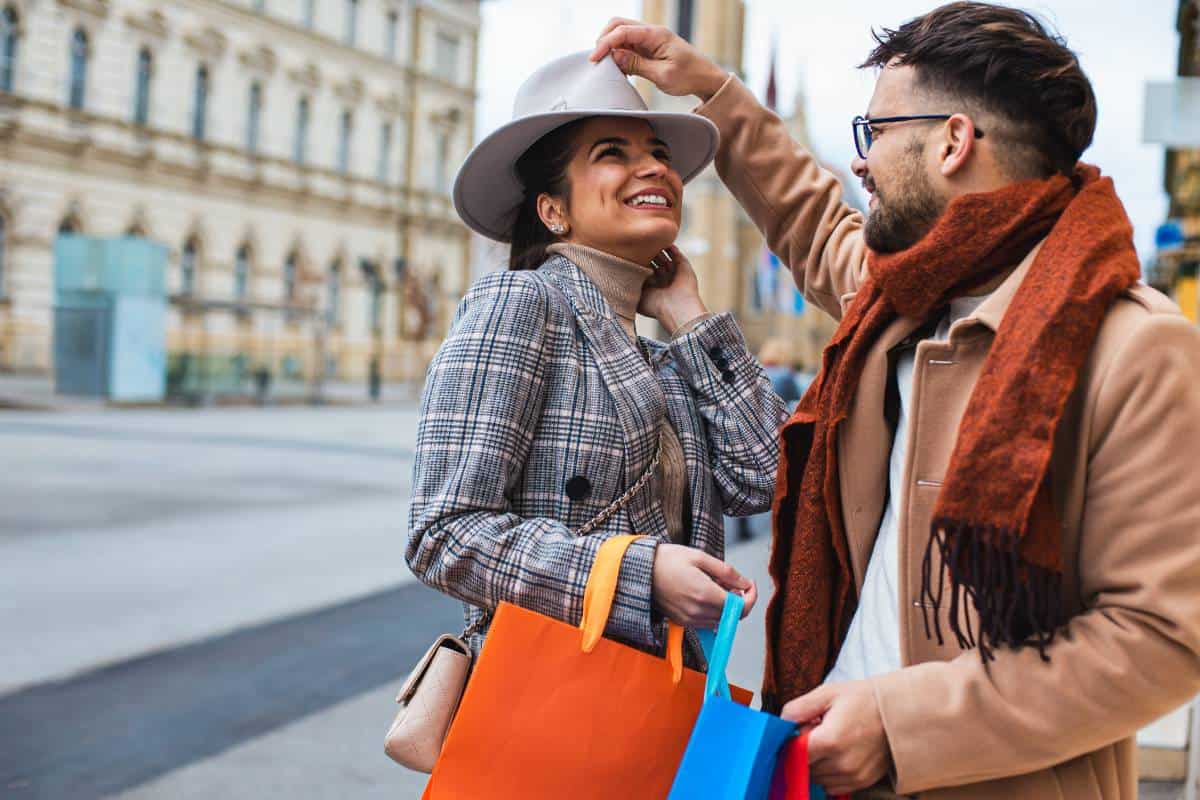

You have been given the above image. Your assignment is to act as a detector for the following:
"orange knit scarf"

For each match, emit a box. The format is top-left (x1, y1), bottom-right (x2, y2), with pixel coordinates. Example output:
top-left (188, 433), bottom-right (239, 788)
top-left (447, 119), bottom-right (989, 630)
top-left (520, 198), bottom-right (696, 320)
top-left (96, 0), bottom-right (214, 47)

top-left (762, 165), bottom-right (1141, 710)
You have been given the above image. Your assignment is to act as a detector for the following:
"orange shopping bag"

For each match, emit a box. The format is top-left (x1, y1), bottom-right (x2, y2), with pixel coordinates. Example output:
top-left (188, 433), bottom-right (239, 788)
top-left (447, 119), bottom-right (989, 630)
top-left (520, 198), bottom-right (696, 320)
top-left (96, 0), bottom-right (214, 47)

top-left (423, 534), bottom-right (750, 799)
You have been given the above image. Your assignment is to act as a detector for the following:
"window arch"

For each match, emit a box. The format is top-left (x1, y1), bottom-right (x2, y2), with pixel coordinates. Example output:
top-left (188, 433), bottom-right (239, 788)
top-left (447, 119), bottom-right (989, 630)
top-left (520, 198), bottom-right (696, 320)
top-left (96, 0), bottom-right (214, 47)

top-left (133, 48), bottom-right (152, 125)
top-left (246, 82), bottom-right (262, 153)
top-left (234, 243), bottom-right (251, 301)
top-left (180, 237), bottom-right (199, 295)
top-left (293, 97), bottom-right (310, 165)
top-left (192, 65), bottom-right (209, 140)
top-left (68, 28), bottom-right (88, 110)
top-left (337, 109), bottom-right (353, 175)
top-left (0, 6), bottom-right (18, 93)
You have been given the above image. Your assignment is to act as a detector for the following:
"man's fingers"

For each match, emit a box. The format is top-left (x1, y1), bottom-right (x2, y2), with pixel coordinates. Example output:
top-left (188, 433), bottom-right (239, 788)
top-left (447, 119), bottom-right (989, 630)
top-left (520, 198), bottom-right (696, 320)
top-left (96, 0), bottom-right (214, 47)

top-left (781, 685), bottom-right (835, 727)
top-left (591, 24), bottom-right (664, 64)
top-left (594, 16), bottom-right (641, 48)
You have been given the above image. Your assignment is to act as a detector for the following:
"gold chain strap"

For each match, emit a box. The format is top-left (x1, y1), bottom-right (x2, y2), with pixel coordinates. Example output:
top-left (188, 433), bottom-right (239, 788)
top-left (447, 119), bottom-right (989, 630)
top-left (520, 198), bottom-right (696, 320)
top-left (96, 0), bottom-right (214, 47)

top-left (461, 429), bottom-right (665, 638)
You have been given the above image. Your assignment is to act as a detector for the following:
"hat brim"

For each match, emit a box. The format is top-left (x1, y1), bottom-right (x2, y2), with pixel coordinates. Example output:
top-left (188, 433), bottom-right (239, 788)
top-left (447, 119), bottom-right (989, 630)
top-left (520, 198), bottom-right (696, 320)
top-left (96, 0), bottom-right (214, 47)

top-left (452, 110), bottom-right (719, 243)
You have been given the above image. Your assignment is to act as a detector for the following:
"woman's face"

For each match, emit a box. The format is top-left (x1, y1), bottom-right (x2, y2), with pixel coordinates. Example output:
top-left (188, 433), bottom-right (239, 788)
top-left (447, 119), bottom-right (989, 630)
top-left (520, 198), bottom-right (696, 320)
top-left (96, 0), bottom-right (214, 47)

top-left (541, 116), bottom-right (684, 266)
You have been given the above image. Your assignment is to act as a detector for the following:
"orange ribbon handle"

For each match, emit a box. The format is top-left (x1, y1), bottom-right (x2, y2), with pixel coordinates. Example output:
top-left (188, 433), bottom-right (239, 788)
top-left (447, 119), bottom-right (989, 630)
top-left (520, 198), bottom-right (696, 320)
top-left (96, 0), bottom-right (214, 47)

top-left (579, 534), bottom-right (686, 683)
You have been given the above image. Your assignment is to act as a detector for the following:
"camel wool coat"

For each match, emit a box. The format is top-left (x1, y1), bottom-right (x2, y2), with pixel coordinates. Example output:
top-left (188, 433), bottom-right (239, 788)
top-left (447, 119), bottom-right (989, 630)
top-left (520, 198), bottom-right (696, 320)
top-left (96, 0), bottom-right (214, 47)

top-left (697, 75), bottom-right (1200, 799)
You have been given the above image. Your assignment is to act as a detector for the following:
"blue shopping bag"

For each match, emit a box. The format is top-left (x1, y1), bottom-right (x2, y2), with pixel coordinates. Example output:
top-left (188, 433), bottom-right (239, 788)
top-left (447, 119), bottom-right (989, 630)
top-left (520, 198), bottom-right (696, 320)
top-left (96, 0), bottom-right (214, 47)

top-left (667, 593), bottom-right (798, 800)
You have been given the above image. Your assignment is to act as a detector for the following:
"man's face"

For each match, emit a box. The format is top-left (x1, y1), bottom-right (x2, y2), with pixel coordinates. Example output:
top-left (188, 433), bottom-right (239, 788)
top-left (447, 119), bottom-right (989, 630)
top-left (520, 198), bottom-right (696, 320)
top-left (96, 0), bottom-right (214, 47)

top-left (852, 65), bottom-right (947, 254)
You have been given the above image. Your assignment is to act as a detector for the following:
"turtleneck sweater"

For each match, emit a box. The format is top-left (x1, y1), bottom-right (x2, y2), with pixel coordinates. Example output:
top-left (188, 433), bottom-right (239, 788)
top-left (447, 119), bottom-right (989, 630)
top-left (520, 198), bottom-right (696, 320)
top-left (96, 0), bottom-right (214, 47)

top-left (547, 242), bottom-right (691, 545)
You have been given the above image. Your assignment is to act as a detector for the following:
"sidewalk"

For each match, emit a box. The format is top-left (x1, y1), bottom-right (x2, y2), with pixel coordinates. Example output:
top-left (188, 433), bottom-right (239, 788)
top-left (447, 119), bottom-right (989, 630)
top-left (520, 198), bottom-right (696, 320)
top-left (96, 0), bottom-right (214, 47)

top-left (0, 372), bottom-right (423, 411)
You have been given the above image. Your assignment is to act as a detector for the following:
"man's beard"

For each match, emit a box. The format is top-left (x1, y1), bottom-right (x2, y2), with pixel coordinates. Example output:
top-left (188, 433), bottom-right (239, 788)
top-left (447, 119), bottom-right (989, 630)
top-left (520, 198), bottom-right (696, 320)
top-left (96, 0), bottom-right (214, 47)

top-left (864, 142), bottom-right (945, 254)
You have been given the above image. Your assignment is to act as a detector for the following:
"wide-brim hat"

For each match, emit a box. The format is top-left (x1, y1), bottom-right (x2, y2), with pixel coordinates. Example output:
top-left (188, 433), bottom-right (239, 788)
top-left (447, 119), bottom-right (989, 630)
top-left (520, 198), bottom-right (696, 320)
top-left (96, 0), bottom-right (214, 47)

top-left (453, 52), bottom-right (719, 242)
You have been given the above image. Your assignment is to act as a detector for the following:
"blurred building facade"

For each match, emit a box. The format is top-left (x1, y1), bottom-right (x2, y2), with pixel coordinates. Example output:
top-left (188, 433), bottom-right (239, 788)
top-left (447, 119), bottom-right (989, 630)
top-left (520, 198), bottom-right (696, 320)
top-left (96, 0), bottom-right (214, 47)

top-left (0, 0), bottom-right (479, 385)
top-left (1157, 0), bottom-right (1200, 323)
top-left (638, 0), bottom-right (838, 370)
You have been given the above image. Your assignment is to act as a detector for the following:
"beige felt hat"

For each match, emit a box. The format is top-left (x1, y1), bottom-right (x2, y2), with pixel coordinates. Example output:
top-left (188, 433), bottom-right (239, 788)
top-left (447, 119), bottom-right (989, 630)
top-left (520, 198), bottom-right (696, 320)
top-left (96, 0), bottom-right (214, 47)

top-left (453, 52), bottom-right (719, 242)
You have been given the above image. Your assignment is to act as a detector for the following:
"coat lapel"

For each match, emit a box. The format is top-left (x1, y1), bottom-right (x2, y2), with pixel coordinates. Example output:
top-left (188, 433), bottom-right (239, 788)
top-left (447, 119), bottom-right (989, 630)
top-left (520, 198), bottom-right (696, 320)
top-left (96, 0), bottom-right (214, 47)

top-left (538, 257), bottom-right (668, 536)
top-left (837, 310), bottom-right (925, 588)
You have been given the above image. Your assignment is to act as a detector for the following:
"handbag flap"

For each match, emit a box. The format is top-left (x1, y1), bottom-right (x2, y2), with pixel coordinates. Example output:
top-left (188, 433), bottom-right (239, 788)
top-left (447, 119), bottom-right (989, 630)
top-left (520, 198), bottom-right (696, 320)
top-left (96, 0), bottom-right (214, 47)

top-left (396, 634), bottom-right (471, 704)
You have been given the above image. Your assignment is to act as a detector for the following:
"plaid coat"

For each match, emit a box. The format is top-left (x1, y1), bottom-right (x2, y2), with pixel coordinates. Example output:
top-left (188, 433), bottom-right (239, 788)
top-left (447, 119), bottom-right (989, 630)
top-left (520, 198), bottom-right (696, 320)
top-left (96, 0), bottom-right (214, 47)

top-left (406, 255), bottom-right (786, 658)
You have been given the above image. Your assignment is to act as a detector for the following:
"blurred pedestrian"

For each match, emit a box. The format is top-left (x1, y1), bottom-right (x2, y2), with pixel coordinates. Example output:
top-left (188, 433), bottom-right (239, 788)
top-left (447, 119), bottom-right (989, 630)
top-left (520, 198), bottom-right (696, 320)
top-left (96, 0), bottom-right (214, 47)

top-left (406, 53), bottom-right (787, 670)
top-left (758, 338), bottom-right (801, 408)
top-left (595, 3), bottom-right (1200, 798)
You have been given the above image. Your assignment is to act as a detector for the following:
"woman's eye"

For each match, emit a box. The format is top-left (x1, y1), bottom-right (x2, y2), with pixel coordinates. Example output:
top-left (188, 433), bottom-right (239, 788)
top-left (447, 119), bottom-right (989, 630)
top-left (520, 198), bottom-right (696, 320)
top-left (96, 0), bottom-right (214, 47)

top-left (654, 149), bottom-right (672, 163)
top-left (599, 146), bottom-right (623, 159)
top-left (869, 125), bottom-right (883, 138)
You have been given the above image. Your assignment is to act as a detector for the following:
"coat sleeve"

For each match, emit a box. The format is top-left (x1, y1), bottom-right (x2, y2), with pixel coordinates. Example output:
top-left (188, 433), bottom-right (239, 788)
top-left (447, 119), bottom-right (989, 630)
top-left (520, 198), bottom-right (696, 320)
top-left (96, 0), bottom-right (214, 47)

top-left (869, 313), bottom-right (1200, 794)
top-left (667, 312), bottom-right (787, 516)
top-left (695, 75), bottom-right (869, 320)
top-left (405, 272), bottom-right (660, 650)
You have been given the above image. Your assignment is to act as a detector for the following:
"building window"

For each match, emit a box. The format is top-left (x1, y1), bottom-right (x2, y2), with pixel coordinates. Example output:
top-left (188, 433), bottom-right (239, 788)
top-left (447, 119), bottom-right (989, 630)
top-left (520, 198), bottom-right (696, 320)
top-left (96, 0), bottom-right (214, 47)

top-left (246, 82), bottom-right (262, 154)
top-left (234, 243), bottom-right (250, 301)
top-left (385, 10), bottom-right (398, 61)
top-left (377, 121), bottom-right (392, 183)
top-left (133, 48), bottom-right (152, 126)
top-left (676, 0), bottom-right (695, 42)
top-left (293, 97), bottom-right (309, 164)
top-left (68, 28), bottom-right (88, 110)
top-left (326, 259), bottom-right (340, 324)
top-left (434, 131), bottom-right (450, 192)
top-left (344, 0), bottom-right (359, 46)
top-left (192, 65), bottom-right (209, 141)
top-left (0, 6), bottom-right (18, 94)
top-left (180, 237), bottom-right (198, 295)
top-left (283, 251), bottom-right (297, 304)
top-left (303, 0), bottom-right (316, 29)
top-left (337, 109), bottom-right (353, 175)
top-left (434, 32), bottom-right (459, 82)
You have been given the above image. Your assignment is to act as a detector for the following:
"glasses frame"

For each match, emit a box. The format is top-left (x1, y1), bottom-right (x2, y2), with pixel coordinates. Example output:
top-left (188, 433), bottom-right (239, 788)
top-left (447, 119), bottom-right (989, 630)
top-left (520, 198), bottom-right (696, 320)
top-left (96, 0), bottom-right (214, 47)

top-left (852, 114), bottom-right (985, 159)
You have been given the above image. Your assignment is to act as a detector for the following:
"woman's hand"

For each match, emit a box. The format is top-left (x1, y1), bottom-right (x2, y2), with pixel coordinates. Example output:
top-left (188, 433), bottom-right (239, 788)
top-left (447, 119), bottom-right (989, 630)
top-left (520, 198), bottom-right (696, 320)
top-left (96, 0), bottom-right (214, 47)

top-left (651, 543), bottom-right (757, 629)
top-left (590, 18), bottom-right (728, 102)
top-left (639, 246), bottom-right (710, 335)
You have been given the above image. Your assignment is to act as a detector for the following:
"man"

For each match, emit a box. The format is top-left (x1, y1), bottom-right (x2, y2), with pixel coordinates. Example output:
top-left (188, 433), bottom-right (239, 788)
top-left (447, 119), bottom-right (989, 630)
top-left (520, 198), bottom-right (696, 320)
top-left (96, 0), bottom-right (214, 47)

top-left (593, 3), bottom-right (1200, 798)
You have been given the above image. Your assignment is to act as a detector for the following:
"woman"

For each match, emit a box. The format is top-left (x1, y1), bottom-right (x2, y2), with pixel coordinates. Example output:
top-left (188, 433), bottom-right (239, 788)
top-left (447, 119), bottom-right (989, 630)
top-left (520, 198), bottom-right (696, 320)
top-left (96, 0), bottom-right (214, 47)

top-left (406, 52), bottom-right (785, 661)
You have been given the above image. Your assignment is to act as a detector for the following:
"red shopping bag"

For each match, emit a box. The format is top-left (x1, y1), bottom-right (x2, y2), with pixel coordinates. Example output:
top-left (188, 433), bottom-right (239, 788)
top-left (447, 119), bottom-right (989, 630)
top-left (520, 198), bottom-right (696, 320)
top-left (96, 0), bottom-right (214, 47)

top-left (769, 732), bottom-right (848, 800)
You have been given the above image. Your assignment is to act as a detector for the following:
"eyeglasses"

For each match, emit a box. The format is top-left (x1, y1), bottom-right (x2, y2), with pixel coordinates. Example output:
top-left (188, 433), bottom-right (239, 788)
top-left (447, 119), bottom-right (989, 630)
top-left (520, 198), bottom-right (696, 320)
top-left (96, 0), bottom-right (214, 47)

top-left (852, 114), bottom-right (985, 159)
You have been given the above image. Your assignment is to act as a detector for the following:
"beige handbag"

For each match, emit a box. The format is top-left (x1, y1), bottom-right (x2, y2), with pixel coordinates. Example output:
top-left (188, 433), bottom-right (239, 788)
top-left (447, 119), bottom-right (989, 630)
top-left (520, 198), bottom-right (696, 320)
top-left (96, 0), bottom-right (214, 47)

top-left (385, 431), bottom-right (665, 773)
top-left (383, 630), bottom-right (478, 772)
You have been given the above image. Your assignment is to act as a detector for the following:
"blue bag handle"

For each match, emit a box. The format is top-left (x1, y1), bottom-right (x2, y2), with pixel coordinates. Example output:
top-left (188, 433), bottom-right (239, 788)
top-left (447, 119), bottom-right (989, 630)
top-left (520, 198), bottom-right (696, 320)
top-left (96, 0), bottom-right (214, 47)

top-left (696, 592), bottom-right (744, 699)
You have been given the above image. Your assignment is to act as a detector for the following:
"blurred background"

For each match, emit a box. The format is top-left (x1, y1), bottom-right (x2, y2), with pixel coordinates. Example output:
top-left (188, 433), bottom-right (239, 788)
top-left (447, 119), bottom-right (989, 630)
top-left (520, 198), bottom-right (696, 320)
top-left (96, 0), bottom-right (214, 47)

top-left (0, 1), bottom-right (1194, 798)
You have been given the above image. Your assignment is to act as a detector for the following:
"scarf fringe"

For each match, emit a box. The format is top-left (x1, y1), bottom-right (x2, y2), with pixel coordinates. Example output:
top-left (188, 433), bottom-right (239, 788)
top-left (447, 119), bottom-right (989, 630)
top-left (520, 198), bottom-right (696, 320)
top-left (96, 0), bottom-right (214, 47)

top-left (922, 517), bottom-right (1063, 663)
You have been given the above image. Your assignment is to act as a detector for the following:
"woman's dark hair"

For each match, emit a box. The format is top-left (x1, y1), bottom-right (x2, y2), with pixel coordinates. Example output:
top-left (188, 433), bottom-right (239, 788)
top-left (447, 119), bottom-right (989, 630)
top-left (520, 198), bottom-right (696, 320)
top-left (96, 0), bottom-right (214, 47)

top-left (508, 120), bottom-right (585, 270)
top-left (860, 2), bottom-right (1096, 178)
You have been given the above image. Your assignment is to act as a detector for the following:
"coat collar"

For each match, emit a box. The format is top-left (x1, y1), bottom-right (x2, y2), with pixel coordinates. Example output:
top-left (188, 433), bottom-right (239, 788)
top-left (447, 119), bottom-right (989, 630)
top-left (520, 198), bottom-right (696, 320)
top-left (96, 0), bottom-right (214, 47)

top-left (536, 254), bottom-right (616, 322)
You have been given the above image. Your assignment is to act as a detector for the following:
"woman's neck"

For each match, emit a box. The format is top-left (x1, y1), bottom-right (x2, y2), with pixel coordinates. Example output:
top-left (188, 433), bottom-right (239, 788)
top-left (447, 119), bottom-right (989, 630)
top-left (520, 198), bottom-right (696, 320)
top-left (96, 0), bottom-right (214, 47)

top-left (546, 242), bottom-right (652, 341)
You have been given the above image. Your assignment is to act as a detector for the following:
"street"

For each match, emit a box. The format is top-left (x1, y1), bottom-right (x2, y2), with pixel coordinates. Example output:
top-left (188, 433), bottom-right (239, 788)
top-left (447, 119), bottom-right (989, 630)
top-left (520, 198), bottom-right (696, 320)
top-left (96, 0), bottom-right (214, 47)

top-left (0, 405), bottom-right (774, 799)
top-left (0, 406), bottom-right (1185, 798)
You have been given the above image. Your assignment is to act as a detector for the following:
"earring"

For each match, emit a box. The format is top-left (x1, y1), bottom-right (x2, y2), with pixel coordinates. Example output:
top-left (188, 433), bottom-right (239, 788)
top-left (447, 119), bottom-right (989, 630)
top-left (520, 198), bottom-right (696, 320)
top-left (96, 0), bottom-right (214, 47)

top-left (549, 223), bottom-right (567, 235)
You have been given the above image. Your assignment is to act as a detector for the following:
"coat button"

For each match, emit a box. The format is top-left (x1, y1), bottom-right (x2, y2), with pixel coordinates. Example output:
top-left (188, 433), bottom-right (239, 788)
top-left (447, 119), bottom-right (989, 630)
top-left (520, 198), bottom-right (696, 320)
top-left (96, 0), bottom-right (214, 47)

top-left (713, 356), bottom-right (729, 370)
top-left (721, 370), bottom-right (735, 384)
top-left (708, 346), bottom-right (724, 360)
top-left (565, 475), bottom-right (591, 501)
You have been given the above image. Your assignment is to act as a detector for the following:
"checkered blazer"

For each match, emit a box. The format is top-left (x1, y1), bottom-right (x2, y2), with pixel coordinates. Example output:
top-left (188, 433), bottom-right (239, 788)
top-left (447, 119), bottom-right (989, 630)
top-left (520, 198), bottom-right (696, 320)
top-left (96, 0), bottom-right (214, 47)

top-left (406, 255), bottom-right (786, 658)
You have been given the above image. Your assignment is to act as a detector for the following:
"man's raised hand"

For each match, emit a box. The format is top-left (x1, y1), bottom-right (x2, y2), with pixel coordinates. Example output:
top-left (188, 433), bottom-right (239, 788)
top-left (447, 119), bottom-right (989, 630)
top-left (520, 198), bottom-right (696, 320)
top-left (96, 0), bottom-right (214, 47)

top-left (590, 18), bottom-right (727, 102)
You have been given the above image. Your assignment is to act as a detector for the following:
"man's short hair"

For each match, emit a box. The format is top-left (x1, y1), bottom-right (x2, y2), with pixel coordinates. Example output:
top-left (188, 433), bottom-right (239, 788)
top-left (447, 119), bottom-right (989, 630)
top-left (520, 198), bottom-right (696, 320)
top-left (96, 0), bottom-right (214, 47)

top-left (860, 1), bottom-right (1097, 179)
